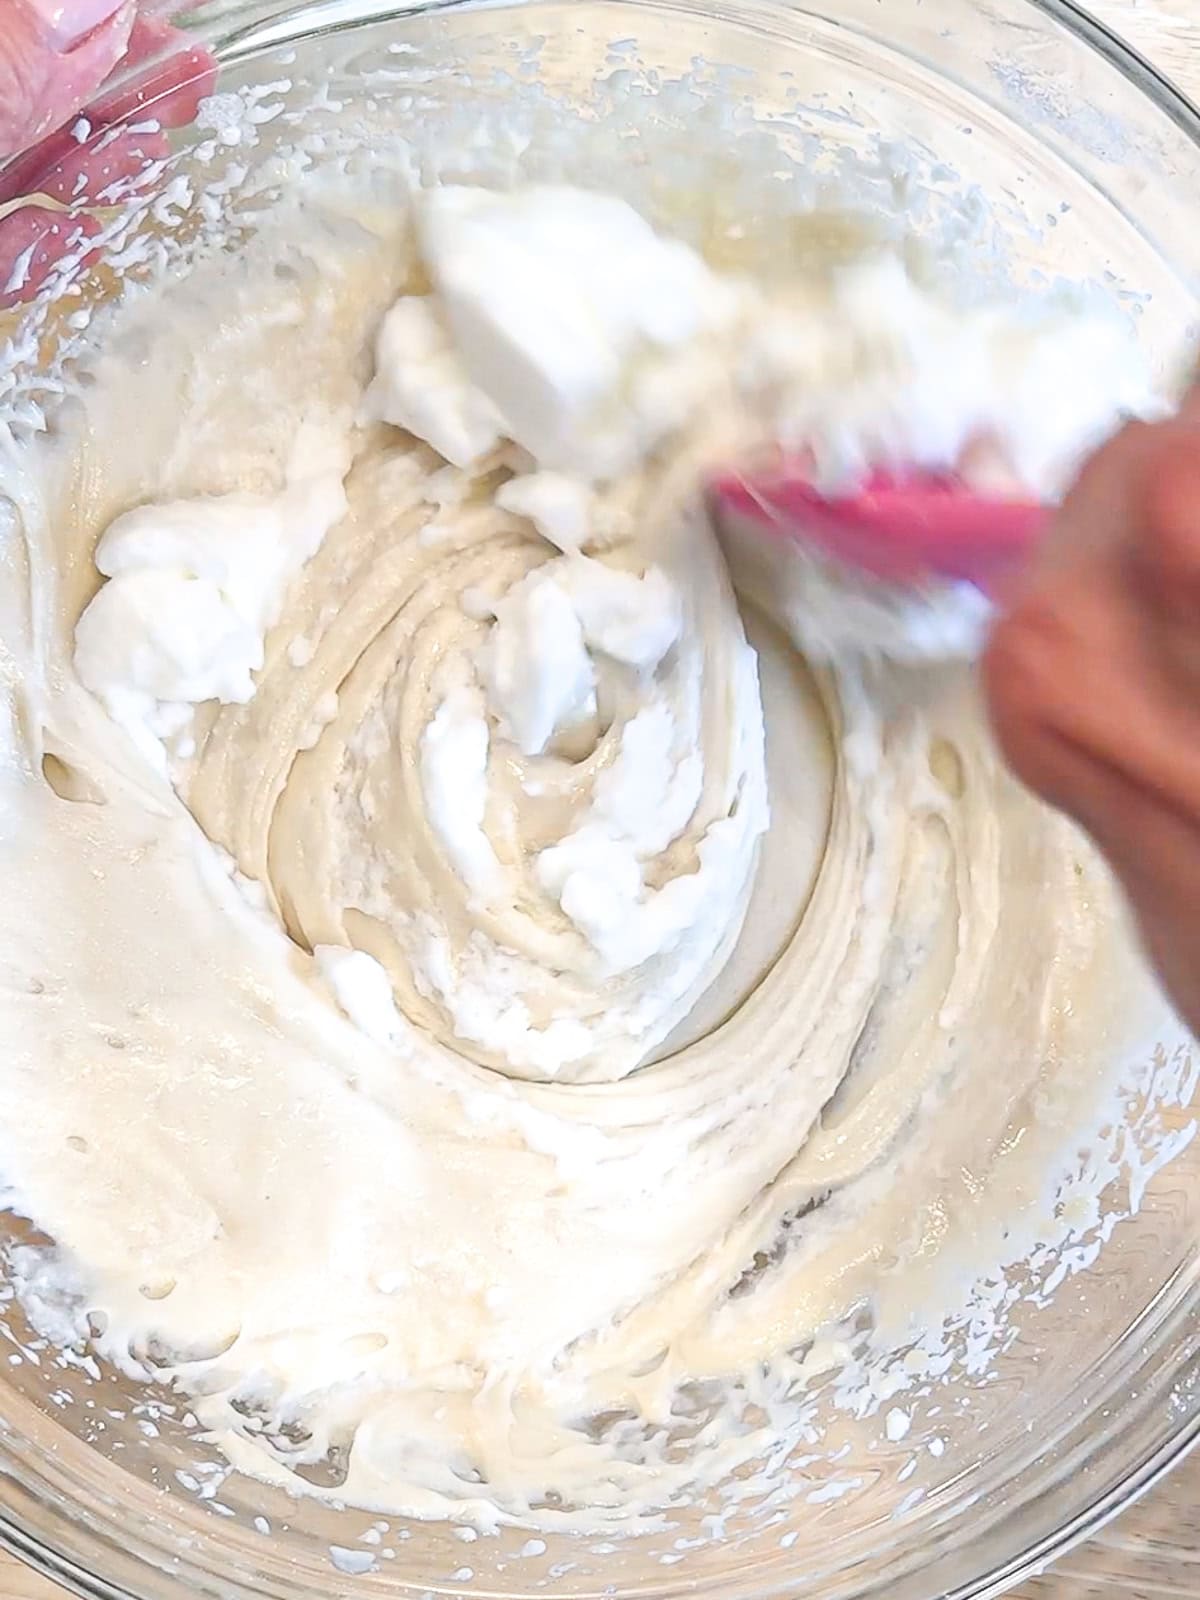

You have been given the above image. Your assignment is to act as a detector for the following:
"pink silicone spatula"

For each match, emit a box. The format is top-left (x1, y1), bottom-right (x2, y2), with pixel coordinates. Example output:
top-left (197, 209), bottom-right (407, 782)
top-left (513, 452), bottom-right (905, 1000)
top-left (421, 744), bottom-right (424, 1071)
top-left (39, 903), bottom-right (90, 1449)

top-left (712, 463), bottom-right (1050, 591)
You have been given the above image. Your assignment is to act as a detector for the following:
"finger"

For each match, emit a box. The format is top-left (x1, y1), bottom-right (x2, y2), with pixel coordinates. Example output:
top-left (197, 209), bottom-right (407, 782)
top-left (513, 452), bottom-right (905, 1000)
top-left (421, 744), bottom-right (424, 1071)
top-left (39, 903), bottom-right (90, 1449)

top-left (998, 713), bottom-right (1200, 1029)
top-left (985, 610), bottom-right (1200, 1028)
top-left (19, 0), bottom-right (126, 50)
top-left (984, 617), bottom-right (1125, 848)
top-left (983, 562), bottom-right (1200, 829)
top-left (88, 12), bottom-right (217, 131)
top-left (1070, 752), bottom-right (1200, 1030)
top-left (1054, 421), bottom-right (1151, 548)
top-left (0, 5), bottom-right (216, 307)
top-left (0, 124), bottom-right (168, 305)
top-left (0, 126), bottom-right (79, 206)
top-left (38, 124), bottom-right (169, 206)
top-left (0, 0), bottom-right (135, 157)
top-left (1137, 426), bottom-right (1200, 619)
top-left (0, 11), bottom-right (215, 204)
top-left (0, 205), bottom-right (101, 309)
top-left (0, 122), bottom-right (167, 302)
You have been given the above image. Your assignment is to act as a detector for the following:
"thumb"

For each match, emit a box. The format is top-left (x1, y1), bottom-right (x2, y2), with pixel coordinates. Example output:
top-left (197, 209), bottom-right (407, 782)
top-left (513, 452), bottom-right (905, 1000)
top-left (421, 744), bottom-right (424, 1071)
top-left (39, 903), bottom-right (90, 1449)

top-left (0, 0), bottom-right (135, 159)
top-left (20, 0), bottom-right (129, 50)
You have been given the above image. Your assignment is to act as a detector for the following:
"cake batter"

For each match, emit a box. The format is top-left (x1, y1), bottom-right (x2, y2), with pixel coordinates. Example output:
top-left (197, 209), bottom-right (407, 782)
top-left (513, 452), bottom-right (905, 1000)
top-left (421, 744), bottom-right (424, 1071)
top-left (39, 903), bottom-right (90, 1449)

top-left (0, 177), bottom-right (1177, 1529)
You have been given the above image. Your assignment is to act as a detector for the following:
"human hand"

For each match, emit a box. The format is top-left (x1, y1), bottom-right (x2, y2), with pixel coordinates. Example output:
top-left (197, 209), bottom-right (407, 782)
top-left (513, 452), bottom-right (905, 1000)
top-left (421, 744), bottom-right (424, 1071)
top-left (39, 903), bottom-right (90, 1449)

top-left (984, 398), bottom-right (1200, 1038)
top-left (0, 0), bottom-right (214, 307)
top-left (0, 0), bottom-right (136, 158)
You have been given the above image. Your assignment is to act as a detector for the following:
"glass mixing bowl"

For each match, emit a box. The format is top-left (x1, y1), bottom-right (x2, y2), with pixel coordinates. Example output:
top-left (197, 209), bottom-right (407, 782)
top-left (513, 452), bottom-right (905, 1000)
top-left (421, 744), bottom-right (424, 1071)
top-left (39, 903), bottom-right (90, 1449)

top-left (1, 2), bottom-right (1199, 1598)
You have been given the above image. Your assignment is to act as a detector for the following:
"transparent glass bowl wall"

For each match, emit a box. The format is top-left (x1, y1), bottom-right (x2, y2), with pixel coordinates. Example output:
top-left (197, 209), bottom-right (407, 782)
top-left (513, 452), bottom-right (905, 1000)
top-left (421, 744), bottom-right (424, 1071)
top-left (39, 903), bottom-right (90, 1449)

top-left (1, 3), bottom-right (1199, 1599)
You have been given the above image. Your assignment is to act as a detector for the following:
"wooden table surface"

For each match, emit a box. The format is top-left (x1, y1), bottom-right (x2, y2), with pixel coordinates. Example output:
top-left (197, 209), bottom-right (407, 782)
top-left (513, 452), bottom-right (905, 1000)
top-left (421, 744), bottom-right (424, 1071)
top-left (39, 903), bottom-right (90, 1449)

top-left (3, 2), bottom-right (1199, 1597)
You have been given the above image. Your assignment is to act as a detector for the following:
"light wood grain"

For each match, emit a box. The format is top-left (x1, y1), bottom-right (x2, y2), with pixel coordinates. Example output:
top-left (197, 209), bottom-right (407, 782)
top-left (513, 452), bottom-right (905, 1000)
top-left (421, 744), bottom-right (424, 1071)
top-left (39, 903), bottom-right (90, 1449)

top-left (1, 3), bottom-right (1198, 1598)
top-left (1090, 0), bottom-right (1200, 83)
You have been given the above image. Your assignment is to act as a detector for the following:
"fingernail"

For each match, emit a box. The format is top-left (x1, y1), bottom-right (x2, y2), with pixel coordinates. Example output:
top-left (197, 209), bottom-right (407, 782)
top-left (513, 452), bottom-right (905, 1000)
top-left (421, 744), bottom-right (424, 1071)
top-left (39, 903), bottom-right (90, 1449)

top-left (19, 0), bottom-right (126, 51)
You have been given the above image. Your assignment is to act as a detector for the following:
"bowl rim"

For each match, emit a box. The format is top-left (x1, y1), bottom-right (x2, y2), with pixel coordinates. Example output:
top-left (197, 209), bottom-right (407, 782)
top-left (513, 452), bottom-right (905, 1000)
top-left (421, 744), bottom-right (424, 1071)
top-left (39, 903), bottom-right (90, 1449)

top-left (0, 2), bottom-right (1199, 1598)
top-left (1, 1410), bottom-right (1196, 1600)
top-left (1040, 0), bottom-right (1200, 141)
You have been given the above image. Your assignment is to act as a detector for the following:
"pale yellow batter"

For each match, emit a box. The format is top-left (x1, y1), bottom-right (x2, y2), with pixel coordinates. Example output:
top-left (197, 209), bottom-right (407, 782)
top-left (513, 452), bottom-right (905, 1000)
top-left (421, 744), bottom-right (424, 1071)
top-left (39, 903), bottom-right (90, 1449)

top-left (0, 172), bottom-right (1177, 1533)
